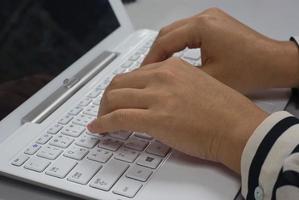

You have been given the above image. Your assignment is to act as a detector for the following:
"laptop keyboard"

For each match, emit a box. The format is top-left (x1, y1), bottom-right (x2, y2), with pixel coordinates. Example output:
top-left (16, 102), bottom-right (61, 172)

top-left (10, 39), bottom-right (201, 199)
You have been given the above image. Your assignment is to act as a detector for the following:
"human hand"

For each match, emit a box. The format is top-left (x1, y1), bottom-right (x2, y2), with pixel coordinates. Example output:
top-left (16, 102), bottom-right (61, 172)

top-left (143, 8), bottom-right (299, 93)
top-left (88, 57), bottom-right (268, 173)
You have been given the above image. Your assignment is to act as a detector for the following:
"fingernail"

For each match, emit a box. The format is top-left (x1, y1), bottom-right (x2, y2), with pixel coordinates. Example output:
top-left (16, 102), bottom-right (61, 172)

top-left (87, 119), bottom-right (97, 133)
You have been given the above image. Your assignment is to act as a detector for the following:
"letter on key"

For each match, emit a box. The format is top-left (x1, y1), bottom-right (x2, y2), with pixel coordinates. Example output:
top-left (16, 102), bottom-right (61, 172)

top-left (67, 159), bottom-right (101, 185)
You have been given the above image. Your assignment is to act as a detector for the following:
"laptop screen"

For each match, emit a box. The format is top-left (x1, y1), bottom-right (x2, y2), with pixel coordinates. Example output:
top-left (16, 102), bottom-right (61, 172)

top-left (0, 0), bottom-right (120, 120)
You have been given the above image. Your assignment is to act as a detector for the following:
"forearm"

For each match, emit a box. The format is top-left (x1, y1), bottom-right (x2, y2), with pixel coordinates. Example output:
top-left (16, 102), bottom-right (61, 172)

top-left (265, 40), bottom-right (299, 89)
top-left (241, 111), bottom-right (299, 199)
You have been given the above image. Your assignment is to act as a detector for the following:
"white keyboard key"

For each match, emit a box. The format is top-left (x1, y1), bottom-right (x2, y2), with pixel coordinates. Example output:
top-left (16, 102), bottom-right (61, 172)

top-left (146, 141), bottom-right (170, 157)
top-left (85, 130), bottom-right (105, 138)
top-left (24, 144), bottom-right (41, 155)
top-left (125, 137), bottom-right (149, 151)
top-left (113, 178), bottom-right (142, 198)
top-left (112, 68), bottom-right (126, 75)
top-left (24, 157), bottom-right (51, 172)
top-left (11, 154), bottom-right (30, 166)
top-left (75, 134), bottom-right (99, 148)
top-left (67, 159), bottom-right (101, 185)
top-left (72, 114), bottom-right (95, 127)
top-left (98, 138), bottom-right (123, 151)
top-left (46, 157), bottom-right (77, 178)
top-left (90, 160), bottom-right (129, 191)
top-left (134, 132), bottom-right (153, 140)
top-left (182, 48), bottom-right (201, 60)
top-left (121, 60), bottom-right (134, 69)
top-left (136, 154), bottom-right (162, 169)
top-left (87, 148), bottom-right (113, 163)
top-left (37, 145), bottom-right (63, 160)
top-left (63, 146), bottom-right (89, 160)
top-left (87, 88), bottom-right (103, 98)
top-left (114, 147), bottom-right (139, 163)
top-left (137, 47), bottom-right (149, 55)
top-left (58, 114), bottom-right (73, 125)
top-left (47, 124), bottom-right (63, 134)
top-left (36, 134), bottom-right (52, 144)
top-left (109, 130), bottom-right (132, 140)
top-left (78, 97), bottom-right (92, 107)
top-left (129, 53), bottom-right (141, 61)
top-left (61, 124), bottom-right (85, 137)
top-left (68, 106), bottom-right (83, 116)
top-left (126, 165), bottom-right (152, 182)
top-left (49, 135), bottom-right (74, 148)
top-left (92, 96), bottom-right (102, 106)
top-left (83, 105), bottom-right (99, 117)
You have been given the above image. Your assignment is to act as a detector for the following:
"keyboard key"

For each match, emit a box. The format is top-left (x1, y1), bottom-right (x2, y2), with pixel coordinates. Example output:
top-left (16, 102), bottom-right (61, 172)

top-left (109, 130), bottom-right (132, 140)
top-left (87, 88), bottom-right (103, 99)
top-left (83, 105), bottom-right (99, 117)
top-left (133, 132), bottom-right (153, 140)
top-left (46, 157), bottom-right (77, 178)
top-left (182, 48), bottom-right (201, 60)
top-left (11, 154), bottom-right (30, 166)
top-left (90, 160), bottom-right (129, 191)
top-left (121, 60), bottom-right (134, 69)
top-left (78, 97), bottom-right (92, 107)
top-left (68, 106), bottom-right (83, 116)
top-left (58, 114), bottom-right (73, 125)
top-left (92, 96), bottom-right (102, 106)
top-left (146, 141), bottom-right (170, 157)
top-left (75, 134), bottom-right (99, 148)
top-left (98, 138), bottom-right (123, 151)
top-left (47, 124), bottom-right (63, 134)
top-left (126, 165), bottom-right (152, 182)
top-left (24, 144), bottom-right (41, 155)
top-left (113, 178), bottom-right (142, 198)
top-left (37, 146), bottom-right (63, 160)
top-left (87, 148), bottom-right (113, 163)
top-left (129, 53), bottom-right (141, 61)
top-left (114, 147), bottom-right (139, 163)
top-left (24, 157), bottom-right (51, 172)
top-left (36, 134), bottom-right (52, 145)
top-left (67, 159), bottom-right (101, 185)
top-left (112, 68), bottom-right (126, 75)
top-left (49, 135), bottom-right (74, 148)
top-left (61, 124), bottom-right (85, 137)
top-left (63, 146), bottom-right (89, 160)
top-left (125, 137), bottom-right (148, 151)
top-left (72, 114), bottom-right (95, 127)
top-left (136, 154), bottom-right (162, 169)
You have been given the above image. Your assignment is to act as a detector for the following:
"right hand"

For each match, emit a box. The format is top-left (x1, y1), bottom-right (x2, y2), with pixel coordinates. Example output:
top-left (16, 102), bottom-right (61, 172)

top-left (142, 8), bottom-right (299, 93)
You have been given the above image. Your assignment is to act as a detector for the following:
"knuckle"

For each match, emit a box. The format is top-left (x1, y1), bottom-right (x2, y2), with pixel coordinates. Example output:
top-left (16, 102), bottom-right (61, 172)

top-left (205, 7), bottom-right (222, 14)
top-left (152, 69), bottom-right (175, 82)
top-left (112, 110), bottom-right (127, 124)
top-left (158, 27), bottom-right (169, 36)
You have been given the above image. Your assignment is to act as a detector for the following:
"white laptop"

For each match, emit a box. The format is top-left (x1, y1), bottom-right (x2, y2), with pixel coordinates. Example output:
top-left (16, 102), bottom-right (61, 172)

top-left (0, 0), bottom-right (290, 199)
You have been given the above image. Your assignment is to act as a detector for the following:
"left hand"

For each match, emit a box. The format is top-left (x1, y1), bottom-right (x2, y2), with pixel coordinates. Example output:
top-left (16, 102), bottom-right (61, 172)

top-left (87, 57), bottom-right (267, 173)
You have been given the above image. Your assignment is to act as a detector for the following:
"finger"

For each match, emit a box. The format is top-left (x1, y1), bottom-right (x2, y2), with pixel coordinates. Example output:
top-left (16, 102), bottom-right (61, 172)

top-left (87, 109), bottom-right (153, 134)
top-left (142, 21), bottom-right (202, 65)
top-left (107, 70), bottom-right (150, 90)
top-left (99, 88), bottom-right (152, 116)
top-left (157, 17), bottom-right (192, 37)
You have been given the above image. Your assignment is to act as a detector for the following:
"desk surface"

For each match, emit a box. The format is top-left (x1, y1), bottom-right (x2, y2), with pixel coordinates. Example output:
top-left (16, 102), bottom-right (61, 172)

top-left (1, 0), bottom-right (299, 199)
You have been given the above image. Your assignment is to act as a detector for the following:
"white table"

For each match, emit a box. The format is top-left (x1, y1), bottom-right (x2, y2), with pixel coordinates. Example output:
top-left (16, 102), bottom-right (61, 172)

top-left (1, 0), bottom-right (299, 199)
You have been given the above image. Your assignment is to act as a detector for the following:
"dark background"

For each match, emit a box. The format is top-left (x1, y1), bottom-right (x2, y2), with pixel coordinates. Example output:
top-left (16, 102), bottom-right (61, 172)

top-left (0, 0), bottom-right (120, 120)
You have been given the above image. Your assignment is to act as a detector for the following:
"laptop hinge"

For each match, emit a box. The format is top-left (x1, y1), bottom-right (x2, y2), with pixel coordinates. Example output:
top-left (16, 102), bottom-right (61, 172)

top-left (22, 51), bottom-right (118, 124)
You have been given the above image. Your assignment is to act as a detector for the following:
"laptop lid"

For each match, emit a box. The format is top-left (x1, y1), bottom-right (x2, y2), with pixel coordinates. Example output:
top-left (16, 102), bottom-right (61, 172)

top-left (0, 0), bottom-right (133, 138)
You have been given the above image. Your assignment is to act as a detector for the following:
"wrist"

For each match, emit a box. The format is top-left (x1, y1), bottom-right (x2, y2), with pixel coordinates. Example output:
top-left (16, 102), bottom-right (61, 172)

top-left (266, 40), bottom-right (299, 88)
top-left (216, 102), bottom-right (268, 174)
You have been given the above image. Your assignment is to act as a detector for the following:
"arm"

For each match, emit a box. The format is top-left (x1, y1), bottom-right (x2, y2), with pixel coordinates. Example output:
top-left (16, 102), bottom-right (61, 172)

top-left (242, 111), bottom-right (299, 200)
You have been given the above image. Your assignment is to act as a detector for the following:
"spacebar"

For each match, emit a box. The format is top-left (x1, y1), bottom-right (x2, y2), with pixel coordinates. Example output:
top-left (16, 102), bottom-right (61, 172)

top-left (89, 159), bottom-right (129, 191)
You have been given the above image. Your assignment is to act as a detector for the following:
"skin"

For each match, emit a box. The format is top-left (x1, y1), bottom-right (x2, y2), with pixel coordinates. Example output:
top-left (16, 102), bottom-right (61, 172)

top-left (88, 8), bottom-right (299, 174)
